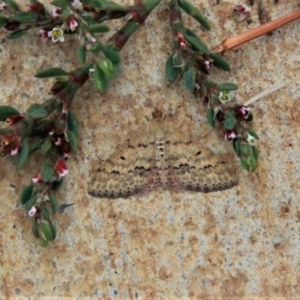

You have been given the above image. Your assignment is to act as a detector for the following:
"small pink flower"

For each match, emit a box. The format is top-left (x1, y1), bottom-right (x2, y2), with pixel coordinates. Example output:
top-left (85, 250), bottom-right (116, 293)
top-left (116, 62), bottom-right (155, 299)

top-left (32, 173), bottom-right (42, 184)
top-left (233, 5), bottom-right (251, 22)
top-left (55, 137), bottom-right (62, 146)
top-left (69, 18), bottom-right (78, 31)
top-left (39, 29), bottom-right (51, 41)
top-left (10, 146), bottom-right (19, 156)
top-left (55, 160), bottom-right (68, 177)
top-left (236, 105), bottom-right (251, 120)
top-left (29, 2), bottom-right (44, 13)
top-left (28, 206), bottom-right (37, 217)
top-left (225, 130), bottom-right (237, 141)
top-left (51, 8), bottom-right (62, 18)
top-left (0, 2), bottom-right (7, 10)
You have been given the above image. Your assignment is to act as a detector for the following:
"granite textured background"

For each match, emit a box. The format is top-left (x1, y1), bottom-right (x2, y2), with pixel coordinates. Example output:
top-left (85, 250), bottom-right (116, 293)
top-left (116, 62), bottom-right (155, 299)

top-left (1, 0), bottom-right (300, 298)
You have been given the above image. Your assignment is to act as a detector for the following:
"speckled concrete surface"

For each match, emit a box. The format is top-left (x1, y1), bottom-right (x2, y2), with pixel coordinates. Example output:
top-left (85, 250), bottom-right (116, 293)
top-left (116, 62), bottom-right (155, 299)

top-left (1, 0), bottom-right (300, 298)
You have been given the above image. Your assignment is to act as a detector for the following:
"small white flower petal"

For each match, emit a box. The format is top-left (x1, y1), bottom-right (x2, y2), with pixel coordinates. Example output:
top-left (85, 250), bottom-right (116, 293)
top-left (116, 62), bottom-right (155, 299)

top-left (28, 206), bottom-right (37, 217)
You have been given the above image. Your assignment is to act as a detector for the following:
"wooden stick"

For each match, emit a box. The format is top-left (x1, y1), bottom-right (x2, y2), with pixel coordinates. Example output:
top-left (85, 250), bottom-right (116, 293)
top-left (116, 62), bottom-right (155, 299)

top-left (214, 9), bottom-right (300, 54)
top-left (244, 82), bottom-right (286, 106)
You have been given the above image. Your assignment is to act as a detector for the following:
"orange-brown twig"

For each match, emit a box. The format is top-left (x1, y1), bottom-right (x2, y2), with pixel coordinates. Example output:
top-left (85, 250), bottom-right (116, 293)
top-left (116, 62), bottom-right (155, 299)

top-left (214, 9), bottom-right (300, 54)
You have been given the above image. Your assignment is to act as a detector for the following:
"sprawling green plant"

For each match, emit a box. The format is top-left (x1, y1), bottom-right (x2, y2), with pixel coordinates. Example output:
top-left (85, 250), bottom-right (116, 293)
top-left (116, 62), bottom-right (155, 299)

top-left (0, 0), bottom-right (258, 246)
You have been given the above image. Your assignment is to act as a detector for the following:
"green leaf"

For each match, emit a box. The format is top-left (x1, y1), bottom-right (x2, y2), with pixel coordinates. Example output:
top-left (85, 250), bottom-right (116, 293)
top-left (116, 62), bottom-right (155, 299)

top-left (165, 54), bottom-right (178, 82)
top-left (184, 34), bottom-right (210, 55)
top-left (23, 197), bottom-right (36, 211)
top-left (68, 111), bottom-right (79, 138)
top-left (50, 0), bottom-right (70, 8)
top-left (81, 0), bottom-right (128, 10)
top-left (252, 145), bottom-right (259, 161)
top-left (102, 48), bottom-right (121, 65)
top-left (87, 41), bottom-right (104, 54)
top-left (241, 144), bottom-right (251, 157)
top-left (13, 12), bottom-right (37, 23)
top-left (26, 104), bottom-right (48, 119)
top-left (32, 219), bottom-right (39, 238)
top-left (50, 223), bottom-right (57, 239)
top-left (41, 158), bottom-right (54, 182)
top-left (248, 128), bottom-right (259, 140)
top-left (241, 157), bottom-right (250, 171)
top-left (17, 139), bottom-right (29, 168)
top-left (185, 28), bottom-right (200, 40)
top-left (241, 154), bottom-right (257, 171)
top-left (0, 105), bottom-right (20, 121)
top-left (216, 83), bottom-right (238, 92)
top-left (246, 112), bottom-right (253, 122)
top-left (183, 67), bottom-right (195, 93)
top-left (5, 0), bottom-right (20, 11)
top-left (98, 59), bottom-right (117, 79)
top-left (20, 185), bottom-right (34, 204)
top-left (40, 239), bottom-right (49, 247)
top-left (178, 0), bottom-right (210, 30)
top-left (89, 24), bottom-right (110, 33)
top-left (67, 130), bottom-right (78, 153)
top-left (7, 30), bottom-right (26, 40)
top-left (0, 16), bottom-right (7, 28)
top-left (224, 113), bottom-right (237, 130)
top-left (94, 64), bottom-right (109, 92)
top-left (49, 193), bottom-right (58, 214)
top-left (233, 138), bottom-right (241, 156)
top-left (250, 154), bottom-right (257, 171)
top-left (77, 46), bottom-right (86, 64)
top-left (206, 107), bottom-right (215, 128)
top-left (35, 68), bottom-right (67, 78)
top-left (28, 140), bottom-right (44, 155)
top-left (41, 208), bottom-right (50, 220)
top-left (40, 223), bottom-right (54, 241)
top-left (41, 140), bottom-right (52, 156)
top-left (209, 52), bottom-right (231, 72)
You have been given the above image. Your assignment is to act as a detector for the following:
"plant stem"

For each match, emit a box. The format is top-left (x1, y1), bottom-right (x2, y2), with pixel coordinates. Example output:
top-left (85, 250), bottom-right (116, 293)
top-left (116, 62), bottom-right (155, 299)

top-left (215, 9), bottom-right (300, 54)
